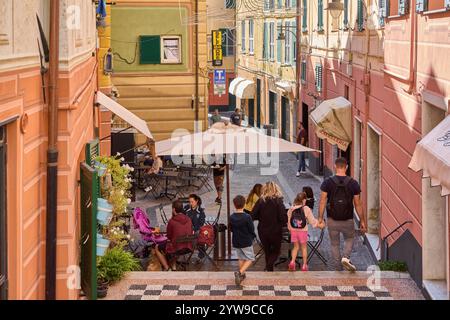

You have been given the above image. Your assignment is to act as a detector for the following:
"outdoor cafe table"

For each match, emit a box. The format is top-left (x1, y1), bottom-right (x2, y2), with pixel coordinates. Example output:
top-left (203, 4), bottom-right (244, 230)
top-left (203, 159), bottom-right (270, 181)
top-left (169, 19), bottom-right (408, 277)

top-left (156, 170), bottom-right (180, 200)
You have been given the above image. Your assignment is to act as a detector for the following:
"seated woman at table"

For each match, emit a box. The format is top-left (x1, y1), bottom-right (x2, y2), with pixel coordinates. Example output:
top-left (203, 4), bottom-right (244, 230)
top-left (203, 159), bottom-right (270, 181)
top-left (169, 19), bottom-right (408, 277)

top-left (146, 155), bottom-right (163, 175)
top-left (184, 194), bottom-right (206, 233)
top-left (154, 200), bottom-right (194, 271)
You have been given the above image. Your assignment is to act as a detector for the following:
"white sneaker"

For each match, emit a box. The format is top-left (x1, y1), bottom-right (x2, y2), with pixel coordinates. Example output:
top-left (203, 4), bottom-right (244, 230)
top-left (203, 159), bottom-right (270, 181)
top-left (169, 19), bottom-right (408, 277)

top-left (296, 172), bottom-right (301, 177)
top-left (341, 257), bottom-right (356, 272)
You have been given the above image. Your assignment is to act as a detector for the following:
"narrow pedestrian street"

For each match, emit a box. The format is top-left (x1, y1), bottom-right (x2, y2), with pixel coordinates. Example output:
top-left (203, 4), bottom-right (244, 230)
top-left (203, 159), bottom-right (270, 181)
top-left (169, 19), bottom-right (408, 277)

top-left (1, 0), bottom-right (449, 305)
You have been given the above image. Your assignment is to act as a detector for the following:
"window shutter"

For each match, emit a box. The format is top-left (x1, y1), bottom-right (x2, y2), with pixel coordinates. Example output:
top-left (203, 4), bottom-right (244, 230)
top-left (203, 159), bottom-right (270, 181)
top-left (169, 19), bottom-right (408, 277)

top-left (315, 64), bottom-right (323, 92)
top-left (291, 20), bottom-right (296, 65)
top-left (301, 60), bottom-right (307, 83)
top-left (139, 35), bottom-right (161, 64)
top-left (343, 0), bottom-right (349, 29)
top-left (445, 0), bottom-right (450, 10)
top-left (277, 0), bottom-right (282, 9)
top-left (318, 0), bottom-right (324, 31)
top-left (398, 0), bottom-right (409, 16)
top-left (264, 0), bottom-right (269, 11)
top-left (263, 22), bottom-right (268, 59)
top-left (302, 0), bottom-right (308, 32)
top-left (379, 0), bottom-right (386, 27)
top-left (357, 0), bottom-right (364, 32)
top-left (277, 21), bottom-right (282, 63)
top-left (241, 21), bottom-right (246, 52)
top-left (292, 0), bottom-right (297, 10)
top-left (416, 0), bottom-right (427, 13)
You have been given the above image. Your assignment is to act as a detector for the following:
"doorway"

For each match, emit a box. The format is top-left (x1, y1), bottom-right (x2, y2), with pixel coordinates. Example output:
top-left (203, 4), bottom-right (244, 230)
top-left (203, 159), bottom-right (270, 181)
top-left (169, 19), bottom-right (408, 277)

top-left (302, 103), bottom-right (309, 137)
top-left (0, 125), bottom-right (7, 300)
top-left (269, 91), bottom-right (277, 128)
top-left (248, 99), bottom-right (255, 127)
top-left (422, 101), bottom-right (448, 297)
top-left (256, 79), bottom-right (261, 128)
top-left (367, 124), bottom-right (381, 258)
top-left (353, 119), bottom-right (362, 185)
top-left (281, 97), bottom-right (289, 140)
top-left (228, 77), bottom-right (236, 112)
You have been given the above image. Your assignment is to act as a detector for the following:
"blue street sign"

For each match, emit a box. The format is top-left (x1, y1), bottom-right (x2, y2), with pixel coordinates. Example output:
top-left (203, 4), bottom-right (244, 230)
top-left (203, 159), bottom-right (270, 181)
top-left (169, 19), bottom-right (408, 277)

top-left (214, 69), bottom-right (226, 85)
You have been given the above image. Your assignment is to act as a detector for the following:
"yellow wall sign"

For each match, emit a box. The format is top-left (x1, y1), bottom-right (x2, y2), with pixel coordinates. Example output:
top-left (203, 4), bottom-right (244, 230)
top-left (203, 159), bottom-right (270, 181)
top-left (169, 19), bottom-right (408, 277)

top-left (212, 30), bottom-right (223, 67)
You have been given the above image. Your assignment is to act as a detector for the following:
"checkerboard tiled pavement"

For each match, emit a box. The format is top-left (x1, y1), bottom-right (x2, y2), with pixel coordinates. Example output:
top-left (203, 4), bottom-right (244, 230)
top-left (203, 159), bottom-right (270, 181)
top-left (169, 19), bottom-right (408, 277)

top-left (125, 284), bottom-right (393, 300)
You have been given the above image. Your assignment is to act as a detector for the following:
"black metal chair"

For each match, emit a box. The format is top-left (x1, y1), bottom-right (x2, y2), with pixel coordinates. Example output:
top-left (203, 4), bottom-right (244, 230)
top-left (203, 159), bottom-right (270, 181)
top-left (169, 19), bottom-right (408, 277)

top-left (307, 227), bottom-right (327, 265)
top-left (158, 204), bottom-right (170, 225)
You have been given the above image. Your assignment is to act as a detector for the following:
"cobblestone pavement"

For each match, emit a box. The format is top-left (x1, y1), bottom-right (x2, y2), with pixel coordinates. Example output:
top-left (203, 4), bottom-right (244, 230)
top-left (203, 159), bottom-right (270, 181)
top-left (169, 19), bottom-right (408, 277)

top-left (131, 153), bottom-right (375, 272)
top-left (105, 272), bottom-right (424, 300)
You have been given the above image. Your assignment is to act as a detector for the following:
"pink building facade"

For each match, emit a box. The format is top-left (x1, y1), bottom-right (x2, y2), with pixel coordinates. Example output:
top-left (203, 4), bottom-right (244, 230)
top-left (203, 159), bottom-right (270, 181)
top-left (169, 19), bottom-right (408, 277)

top-left (300, 0), bottom-right (449, 298)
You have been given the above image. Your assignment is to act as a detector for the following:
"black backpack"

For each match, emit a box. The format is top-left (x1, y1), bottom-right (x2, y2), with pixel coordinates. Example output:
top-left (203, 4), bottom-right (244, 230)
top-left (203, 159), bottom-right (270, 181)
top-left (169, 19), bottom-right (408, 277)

top-left (290, 206), bottom-right (307, 229)
top-left (327, 176), bottom-right (354, 221)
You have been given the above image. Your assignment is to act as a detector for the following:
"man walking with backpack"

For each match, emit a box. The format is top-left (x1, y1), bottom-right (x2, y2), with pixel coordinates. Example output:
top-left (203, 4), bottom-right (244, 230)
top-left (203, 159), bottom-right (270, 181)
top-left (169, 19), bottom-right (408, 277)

top-left (318, 158), bottom-right (367, 272)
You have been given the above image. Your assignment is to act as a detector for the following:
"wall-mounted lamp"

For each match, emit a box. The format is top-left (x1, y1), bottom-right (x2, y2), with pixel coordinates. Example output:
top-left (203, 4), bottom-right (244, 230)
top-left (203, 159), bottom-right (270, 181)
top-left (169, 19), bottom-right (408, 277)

top-left (326, 0), bottom-right (344, 19)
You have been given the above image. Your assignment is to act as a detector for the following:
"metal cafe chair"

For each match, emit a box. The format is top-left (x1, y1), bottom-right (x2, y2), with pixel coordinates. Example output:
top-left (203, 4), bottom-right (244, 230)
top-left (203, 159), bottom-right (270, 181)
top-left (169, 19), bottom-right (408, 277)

top-left (158, 203), bottom-right (170, 225)
top-left (307, 227), bottom-right (327, 265)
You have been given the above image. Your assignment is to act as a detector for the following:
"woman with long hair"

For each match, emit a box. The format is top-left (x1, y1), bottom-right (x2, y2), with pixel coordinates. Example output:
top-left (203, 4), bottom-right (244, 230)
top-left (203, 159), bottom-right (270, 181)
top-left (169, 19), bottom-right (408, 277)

top-left (251, 182), bottom-right (287, 271)
top-left (302, 186), bottom-right (315, 210)
top-left (244, 183), bottom-right (263, 214)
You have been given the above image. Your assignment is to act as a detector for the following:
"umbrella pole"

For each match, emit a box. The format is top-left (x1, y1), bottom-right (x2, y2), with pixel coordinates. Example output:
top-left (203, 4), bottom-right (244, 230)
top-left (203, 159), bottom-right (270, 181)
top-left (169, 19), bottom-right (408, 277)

top-left (226, 163), bottom-right (232, 258)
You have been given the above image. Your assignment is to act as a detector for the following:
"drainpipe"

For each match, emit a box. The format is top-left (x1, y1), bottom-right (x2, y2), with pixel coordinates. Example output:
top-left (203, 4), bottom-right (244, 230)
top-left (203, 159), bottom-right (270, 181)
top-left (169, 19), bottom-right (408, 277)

top-left (195, 0), bottom-right (199, 128)
top-left (295, 0), bottom-right (301, 127)
top-left (45, 0), bottom-right (60, 300)
top-left (383, 0), bottom-right (417, 94)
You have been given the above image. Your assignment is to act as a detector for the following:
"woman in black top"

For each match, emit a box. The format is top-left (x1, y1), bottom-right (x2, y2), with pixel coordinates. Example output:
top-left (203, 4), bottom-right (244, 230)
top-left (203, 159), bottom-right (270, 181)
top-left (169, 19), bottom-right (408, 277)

top-left (251, 182), bottom-right (288, 271)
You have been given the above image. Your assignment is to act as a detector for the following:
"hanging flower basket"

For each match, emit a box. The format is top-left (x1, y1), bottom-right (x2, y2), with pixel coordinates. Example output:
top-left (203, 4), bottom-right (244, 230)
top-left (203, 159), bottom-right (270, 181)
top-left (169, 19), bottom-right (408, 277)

top-left (94, 161), bottom-right (107, 177)
top-left (97, 234), bottom-right (110, 257)
top-left (97, 198), bottom-right (113, 226)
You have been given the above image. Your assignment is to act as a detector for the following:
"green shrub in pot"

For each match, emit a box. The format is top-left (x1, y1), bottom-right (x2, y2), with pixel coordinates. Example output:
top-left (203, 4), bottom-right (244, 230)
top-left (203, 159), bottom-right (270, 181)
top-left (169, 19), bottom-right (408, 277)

top-left (97, 246), bottom-right (141, 283)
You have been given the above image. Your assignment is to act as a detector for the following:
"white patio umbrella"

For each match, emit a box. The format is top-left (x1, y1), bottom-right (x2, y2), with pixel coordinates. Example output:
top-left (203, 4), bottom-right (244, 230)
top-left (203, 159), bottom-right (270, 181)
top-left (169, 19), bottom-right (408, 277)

top-left (155, 122), bottom-right (319, 257)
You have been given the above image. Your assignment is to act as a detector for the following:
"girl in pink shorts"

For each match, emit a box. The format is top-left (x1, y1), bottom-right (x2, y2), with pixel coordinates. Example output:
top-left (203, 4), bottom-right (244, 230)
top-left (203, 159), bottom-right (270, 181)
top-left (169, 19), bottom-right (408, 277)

top-left (287, 192), bottom-right (321, 272)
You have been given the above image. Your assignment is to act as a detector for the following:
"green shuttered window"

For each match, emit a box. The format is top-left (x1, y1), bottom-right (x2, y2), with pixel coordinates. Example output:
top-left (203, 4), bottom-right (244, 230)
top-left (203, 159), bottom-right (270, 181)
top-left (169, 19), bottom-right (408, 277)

top-left (398, 0), bottom-right (409, 16)
top-left (318, 0), bottom-right (324, 32)
top-left (277, 21), bottom-right (282, 63)
top-left (302, 0), bottom-right (307, 32)
top-left (416, 0), bottom-right (427, 12)
top-left (301, 60), bottom-right (307, 83)
top-left (139, 36), bottom-right (161, 64)
top-left (343, 0), bottom-right (349, 29)
top-left (315, 63), bottom-right (323, 92)
top-left (357, 0), bottom-right (364, 32)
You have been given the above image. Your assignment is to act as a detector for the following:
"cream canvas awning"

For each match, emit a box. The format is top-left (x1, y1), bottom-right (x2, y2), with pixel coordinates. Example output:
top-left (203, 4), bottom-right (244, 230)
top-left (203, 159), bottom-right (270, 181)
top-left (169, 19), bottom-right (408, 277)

top-left (96, 91), bottom-right (153, 140)
top-left (228, 77), bottom-right (246, 95)
top-left (310, 97), bottom-right (352, 151)
top-left (229, 77), bottom-right (255, 99)
top-left (409, 115), bottom-right (450, 196)
top-left (235, 79), bottom-right (255, 99)
top-left (156, 122), bottom-right (318, 156)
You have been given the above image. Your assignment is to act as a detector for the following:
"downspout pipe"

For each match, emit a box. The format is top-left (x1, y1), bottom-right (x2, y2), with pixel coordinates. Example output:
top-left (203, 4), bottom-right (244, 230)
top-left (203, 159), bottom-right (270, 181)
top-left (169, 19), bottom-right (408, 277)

top-left (295, 0), bottom-right (301, 125)
top-left (195, 0), bottom-right (199, 128)
top-left (45, 0), bottom-right (60, 300)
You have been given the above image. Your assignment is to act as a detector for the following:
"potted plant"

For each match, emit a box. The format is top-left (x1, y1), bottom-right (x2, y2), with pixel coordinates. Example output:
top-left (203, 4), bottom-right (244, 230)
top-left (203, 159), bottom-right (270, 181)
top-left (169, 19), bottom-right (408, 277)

top-left (97, 233), bottom-right (111, 257)
top-left (96, 270), bottom-right (109, 299)
top-left (97, 246), bottom-right (141, 284)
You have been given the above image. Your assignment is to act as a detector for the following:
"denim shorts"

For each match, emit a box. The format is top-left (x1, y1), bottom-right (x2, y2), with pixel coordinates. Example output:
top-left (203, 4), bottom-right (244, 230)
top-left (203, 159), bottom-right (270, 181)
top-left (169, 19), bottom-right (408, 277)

top-left (235, 246), bottom-right (255, 261)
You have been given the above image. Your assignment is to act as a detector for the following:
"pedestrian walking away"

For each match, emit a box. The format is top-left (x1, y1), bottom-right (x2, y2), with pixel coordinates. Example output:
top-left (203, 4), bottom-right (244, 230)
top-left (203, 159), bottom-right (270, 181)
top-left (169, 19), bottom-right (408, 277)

top-left (251, 182), bottom-right (287, 272)
top-left (230, 195), bottom-right (257, 286)
top-left (296, 122), bottom-right (308, 176)
top-left (318, 157), bottom-right (367, 272)
top-left (287, 192), bottom-right (323, 272)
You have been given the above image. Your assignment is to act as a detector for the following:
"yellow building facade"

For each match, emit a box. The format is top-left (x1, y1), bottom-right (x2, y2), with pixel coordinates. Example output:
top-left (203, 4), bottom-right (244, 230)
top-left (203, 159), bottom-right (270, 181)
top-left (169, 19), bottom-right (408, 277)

top-left (235, 0), bottom-right (299, 141)
top-left (111, 0), bottom-right (209, 142)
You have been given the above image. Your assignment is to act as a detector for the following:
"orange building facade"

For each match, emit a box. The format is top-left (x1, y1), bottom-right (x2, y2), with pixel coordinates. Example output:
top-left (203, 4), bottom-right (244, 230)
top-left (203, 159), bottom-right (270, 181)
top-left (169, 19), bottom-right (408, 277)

top-left (0, 1), bottom-right (100, 299)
